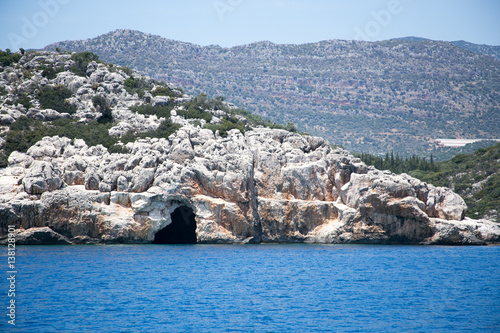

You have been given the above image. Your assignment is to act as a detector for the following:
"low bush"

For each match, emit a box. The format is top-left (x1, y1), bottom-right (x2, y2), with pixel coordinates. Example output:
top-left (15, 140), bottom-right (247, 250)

top-left (151, 86), bottom-right (177, 98)
top-left (177, 107), bottom-right (213, 122)
top-left (70, 52), bottom-right (99, 77)
top-left (124, 77), bottom-right (152, 98)
top-left (139, 119), bottom-right (181, 139)
top-left (93, 95), bottom-right (112, 124)
top-left (41, 66), bottom-right (64, 80)
top-left (129, 104), bottom-right (174, 118)
top-left (38, 85), bottom-right (76, 114)
top-left (13, 93), bottom-right (32, 109)
top-left (203, 117), bottom-right (245, 138)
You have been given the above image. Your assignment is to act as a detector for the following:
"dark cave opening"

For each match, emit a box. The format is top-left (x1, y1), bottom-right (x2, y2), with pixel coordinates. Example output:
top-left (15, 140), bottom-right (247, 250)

top-left (153, 206), bottom-right (197, 244)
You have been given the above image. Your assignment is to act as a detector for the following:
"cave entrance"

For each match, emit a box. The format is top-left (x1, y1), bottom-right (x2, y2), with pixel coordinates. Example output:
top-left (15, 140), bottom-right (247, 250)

top-left (153, 206), bottom-right (197, 244)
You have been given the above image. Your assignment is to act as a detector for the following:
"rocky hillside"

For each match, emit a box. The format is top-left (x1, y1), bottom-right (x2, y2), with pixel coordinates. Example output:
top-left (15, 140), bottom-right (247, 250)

top-left (0, 50), bottom-right (291, 167)
top-left (0, 50), bottom-right (498, 245)
top-left (45, 29), bottom-right (500, 155)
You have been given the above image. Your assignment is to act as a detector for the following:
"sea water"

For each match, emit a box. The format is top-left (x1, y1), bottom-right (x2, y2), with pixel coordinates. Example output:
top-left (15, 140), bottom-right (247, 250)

top-left (2, 244), bottom-right (499, 332)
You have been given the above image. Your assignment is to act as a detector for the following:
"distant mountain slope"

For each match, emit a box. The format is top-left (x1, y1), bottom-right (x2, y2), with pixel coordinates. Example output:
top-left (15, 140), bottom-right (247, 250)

top-left (397, 37), bottom-right (500, 61)
top-left (451, 40), bottom-right (500, 61)
top-left (45, 30), bottom-right (500, 155)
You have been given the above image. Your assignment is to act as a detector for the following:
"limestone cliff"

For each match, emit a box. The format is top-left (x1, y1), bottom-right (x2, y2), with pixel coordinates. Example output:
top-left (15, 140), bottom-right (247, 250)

top-left (1, 129), bottom-right (498, 245)
top-left (1, 50), bottom-right (499, 245)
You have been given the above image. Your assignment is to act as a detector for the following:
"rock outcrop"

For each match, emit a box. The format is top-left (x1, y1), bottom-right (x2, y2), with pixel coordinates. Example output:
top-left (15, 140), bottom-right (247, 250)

top-left (0, 227), bottom-right (72, 245)
top-left (1, 128), bottom-right (499, 245)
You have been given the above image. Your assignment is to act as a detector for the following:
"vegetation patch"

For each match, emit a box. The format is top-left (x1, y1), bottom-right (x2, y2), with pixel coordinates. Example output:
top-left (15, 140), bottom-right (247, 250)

top-left (140, 120), bottom-right (181, 139)
top-left (7, 93), bottom-right (32, 109)
top-left (129, 104), bottom-right (174, 118)
top-left (70, 51), bottom-right (100, 77)
top-left (177, 108), bottom-right (213, 122)
top-left (124, 76), bottom-right (153, 98)
top-left (231, 108), bottom-right (296, 132)
top-left (38, 85), bottom-right (77, 114)
top-left (0, 50), bottom-right (22, 68)
top-left (204, 117), bottom-right (245, 138)
top-left (356, 151), bottom-right (437, 174)
top-left (151, 86), bottom-right (177, 98)
top-left (92, 95), bottom-right (112, 124)
top-left (41, 65), bottom-right (65, 80)
top-left (0, 116), bottom-right (128, 167)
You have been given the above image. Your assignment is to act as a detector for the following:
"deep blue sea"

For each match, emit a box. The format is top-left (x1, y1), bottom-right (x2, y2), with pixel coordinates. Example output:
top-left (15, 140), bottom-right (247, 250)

top-left (2, 244), bottom-right (499, 332)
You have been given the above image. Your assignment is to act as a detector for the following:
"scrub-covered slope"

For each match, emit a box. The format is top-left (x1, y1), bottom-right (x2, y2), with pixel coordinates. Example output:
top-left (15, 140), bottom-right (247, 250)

top-left (45, 29), bottom-right (500, 155)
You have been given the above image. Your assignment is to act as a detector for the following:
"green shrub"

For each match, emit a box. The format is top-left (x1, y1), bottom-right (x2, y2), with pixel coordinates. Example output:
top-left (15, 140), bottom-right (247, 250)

top-left (451, 154), bottom-right (467, 164)
top-left (124, 77), bottom-right (139, 89)
top-left (41, 66), bottom-right (64, 80)
top-left (14, 93), bottom-right (32, 109)
top-left (285, 122), bottom-right (298, 133)
top-left (203, 117), bottom-right (245, 138)
top-left (129, 104), bottom-right (173, 118)
top-left (92, 95), bottom-right (112, 124)
top-left (231, 108), bottom-right (296, 131)
top-left (22, 69), bottom-right (33, 78)
top-left (184, 93), bottom-right (226, 112)
top-left (0, 151), bottom-right (8, 168)
top-left (0, 50), bottom-right (22, 68)
top-left (177, 107), bottom-right (213, 122)
top-left (38, 85), bottom-right (76, 114)
top-left (140, 119), bottom-right (181, 139)
top-left (49, 118), bottom-right (118, 149)
top-left (70, 52), bottom-right (99, 77)
top-left (151, 86), bottom-right (177, 98)
top-left (123, 77), bottom-right (152, 98)
top-left (4, 117), bottom-right (49, 155)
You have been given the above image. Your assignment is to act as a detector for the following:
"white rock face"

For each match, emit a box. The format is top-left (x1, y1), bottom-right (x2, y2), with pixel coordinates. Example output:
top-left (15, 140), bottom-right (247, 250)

top-left (0, 127), bottom-right (498, 245)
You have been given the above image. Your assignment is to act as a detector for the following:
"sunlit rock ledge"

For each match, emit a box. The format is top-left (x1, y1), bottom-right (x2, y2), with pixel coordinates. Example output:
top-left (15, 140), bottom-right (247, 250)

top-left (1, 125), bottom-right (498, 246)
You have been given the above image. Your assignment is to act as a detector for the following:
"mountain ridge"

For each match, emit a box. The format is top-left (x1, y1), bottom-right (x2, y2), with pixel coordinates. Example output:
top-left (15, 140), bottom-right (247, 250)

top-left (44, 29), bottom-right (500, 155)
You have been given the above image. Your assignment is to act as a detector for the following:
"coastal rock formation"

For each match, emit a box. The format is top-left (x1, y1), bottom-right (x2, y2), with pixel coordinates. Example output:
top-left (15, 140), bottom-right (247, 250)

top-left (1, 50), bottom-right (498, 245)
top-left (1, 128), bottom-right (499, 245)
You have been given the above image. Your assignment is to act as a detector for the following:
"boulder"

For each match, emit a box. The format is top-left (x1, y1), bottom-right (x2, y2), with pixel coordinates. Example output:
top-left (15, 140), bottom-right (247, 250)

top-left (22, 161), bottom-right (63, 194)
top-left (152, 96), bottom-right (170, 107)
top-left (85, 173), bottom-right (100, 191)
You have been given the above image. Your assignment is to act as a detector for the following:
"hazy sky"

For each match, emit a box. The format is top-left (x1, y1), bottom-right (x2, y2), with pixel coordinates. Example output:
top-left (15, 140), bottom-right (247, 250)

top-left (1, 0), bottom-right (499, 50)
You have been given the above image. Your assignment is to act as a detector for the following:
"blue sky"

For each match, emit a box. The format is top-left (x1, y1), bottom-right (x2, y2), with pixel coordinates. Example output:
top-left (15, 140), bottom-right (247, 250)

top-left (1, 0), bottom-right (499, 50)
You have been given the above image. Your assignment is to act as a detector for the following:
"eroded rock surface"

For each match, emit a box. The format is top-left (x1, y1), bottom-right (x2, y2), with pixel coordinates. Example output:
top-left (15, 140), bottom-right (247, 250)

top-left (1, 127), bottom-right (498, 245)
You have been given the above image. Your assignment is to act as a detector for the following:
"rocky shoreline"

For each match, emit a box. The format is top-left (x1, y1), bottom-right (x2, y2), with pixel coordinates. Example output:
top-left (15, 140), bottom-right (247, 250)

top-left (1, 128), bottom-right (499, 246)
